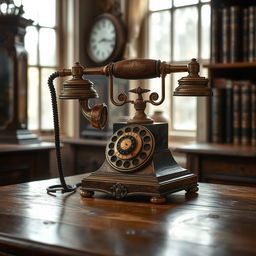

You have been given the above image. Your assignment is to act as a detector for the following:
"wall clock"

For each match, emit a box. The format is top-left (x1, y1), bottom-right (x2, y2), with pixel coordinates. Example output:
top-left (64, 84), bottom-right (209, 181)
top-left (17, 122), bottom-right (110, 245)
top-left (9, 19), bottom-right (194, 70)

top-left (87, 13), bottom-right (126, 65)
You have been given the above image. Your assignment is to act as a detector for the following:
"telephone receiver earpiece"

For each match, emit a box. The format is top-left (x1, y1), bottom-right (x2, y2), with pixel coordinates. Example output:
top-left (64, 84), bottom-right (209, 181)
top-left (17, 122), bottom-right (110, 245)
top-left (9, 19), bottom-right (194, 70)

top-left (79, 100), bottom-right (108, 130)
top-left (58, 62), bottom-right (108, 130)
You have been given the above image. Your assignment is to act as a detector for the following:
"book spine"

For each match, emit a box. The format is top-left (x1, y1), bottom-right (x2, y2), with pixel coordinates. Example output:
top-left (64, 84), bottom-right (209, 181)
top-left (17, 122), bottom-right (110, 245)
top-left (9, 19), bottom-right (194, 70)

top-left (243, 8), bottom-right (249, 62)
top-left (251, 84), bottom-right (256, 145)
top-left (241, 84), bottom-right (252, 145)
top-left (225, 87), bottom-right (233, 143)
top-left (222, 7), bottom-right (231, 63)
top-left (211, 9), bottom-right (221, 63)
top-left (233, 84), bottom-right (241, 144)
top-left (211, 88), bottom-right (224, 143)
top-left (248, 6), bottom-right (256, 62)
top-left (254, 7), bottom-right (256, 61)
top-left (230, 6), bottom-right (241, 63)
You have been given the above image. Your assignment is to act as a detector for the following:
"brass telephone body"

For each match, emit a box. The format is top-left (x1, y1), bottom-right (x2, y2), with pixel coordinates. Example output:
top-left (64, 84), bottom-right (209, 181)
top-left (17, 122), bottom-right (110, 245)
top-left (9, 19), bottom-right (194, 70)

top-left (58, 59), bottom-right (211, 203)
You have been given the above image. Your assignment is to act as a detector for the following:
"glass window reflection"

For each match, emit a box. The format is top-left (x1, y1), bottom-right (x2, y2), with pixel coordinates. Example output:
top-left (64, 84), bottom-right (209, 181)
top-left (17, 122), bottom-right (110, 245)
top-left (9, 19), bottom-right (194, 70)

top-left (174, 7), bottom-right (198, 61)
top-left (39, 28), bottom-right (56, 66)
top-left (149, 11), bottom-right (171, 61)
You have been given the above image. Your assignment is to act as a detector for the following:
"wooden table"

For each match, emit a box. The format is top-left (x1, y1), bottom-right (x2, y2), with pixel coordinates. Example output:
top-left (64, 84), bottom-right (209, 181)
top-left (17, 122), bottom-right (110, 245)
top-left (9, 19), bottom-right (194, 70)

top-left (0, 174), bottom-right (255, 255)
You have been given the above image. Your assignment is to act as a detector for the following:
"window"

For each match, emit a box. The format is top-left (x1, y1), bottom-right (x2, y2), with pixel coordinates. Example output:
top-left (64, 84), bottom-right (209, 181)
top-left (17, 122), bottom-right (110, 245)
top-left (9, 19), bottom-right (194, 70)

top-left (147, 0), bottom-right (210, 136)
top-left (17, 0), bottom-right (59, 131)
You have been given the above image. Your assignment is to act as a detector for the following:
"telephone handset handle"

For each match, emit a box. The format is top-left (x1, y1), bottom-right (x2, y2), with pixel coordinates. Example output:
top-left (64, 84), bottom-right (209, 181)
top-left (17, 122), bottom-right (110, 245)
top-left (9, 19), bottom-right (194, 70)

top-left (110, 59), bottom-right (188, 80)
top-left (83, 59), bottom-right (188, 80)
top-left (111, 59), bottom-right (161, 80)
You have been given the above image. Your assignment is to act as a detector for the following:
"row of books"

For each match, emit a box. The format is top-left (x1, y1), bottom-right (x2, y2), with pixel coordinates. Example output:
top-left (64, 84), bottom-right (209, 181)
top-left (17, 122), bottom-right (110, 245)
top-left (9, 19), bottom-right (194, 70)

top-left (211, 5), bottom-right (256, 63)
top-left (211, 79), bottom-right (256, 145)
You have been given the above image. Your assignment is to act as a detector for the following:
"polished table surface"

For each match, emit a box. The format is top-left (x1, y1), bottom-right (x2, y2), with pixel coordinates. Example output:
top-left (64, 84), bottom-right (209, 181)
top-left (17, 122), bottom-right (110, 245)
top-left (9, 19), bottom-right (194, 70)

top-left (0, 174), bottom-right (255, 256)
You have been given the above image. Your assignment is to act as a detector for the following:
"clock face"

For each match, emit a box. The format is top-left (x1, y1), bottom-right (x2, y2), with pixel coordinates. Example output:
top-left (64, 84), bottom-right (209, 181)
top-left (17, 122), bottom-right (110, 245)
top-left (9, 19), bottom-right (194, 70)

top-left (89, 17), bottom-right (117, 63)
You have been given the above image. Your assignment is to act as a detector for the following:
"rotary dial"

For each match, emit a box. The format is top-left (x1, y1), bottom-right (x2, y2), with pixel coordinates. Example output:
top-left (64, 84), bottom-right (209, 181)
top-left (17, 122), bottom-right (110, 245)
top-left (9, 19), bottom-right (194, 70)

top-left (106, 125), bottom-right (155, 172)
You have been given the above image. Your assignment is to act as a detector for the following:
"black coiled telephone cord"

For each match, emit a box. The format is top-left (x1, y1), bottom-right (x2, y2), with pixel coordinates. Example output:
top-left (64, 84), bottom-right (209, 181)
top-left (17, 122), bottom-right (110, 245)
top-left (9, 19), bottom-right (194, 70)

top-left (46, 72), bottom-right (81, 194)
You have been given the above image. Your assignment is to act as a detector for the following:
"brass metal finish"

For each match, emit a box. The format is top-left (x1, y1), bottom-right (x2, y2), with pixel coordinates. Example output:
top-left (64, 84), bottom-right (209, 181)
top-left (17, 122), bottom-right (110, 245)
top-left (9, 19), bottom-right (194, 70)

top-left (77, 58), bottom-right (211, 124)
top-left (174, 58), bottom-right (212, 96)
top-left (79, 100), bottom-right (108, 129)
top-left (59, 62), bottom-right (98, 100)
top-left (53, 58), bottom-right (211, 202)
top-left (59, 62), bottom-right (108, 130)
top-left (105, 124), bottom-right (155, 172)
top-left (127, 87), bottom-right (153, 123)
top-left (114, 132), bottom-right (142, 160)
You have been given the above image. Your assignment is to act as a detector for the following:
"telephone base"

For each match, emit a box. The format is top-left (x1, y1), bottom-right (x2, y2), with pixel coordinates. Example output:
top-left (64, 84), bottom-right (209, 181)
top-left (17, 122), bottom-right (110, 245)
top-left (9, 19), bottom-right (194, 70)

top-left (80, 159), bottom-right (199, 204)
top-left (80, 122), bottom-right (199, 203)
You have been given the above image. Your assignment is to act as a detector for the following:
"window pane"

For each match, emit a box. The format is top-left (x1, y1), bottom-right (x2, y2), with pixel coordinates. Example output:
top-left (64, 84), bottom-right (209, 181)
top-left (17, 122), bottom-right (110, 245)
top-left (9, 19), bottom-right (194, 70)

top-left (200, 0), bottom-right (210, 2)
top-left (25, 26), bottom-right (38, 65)
top-left (149, 0), bottom-right (172, 11)
top-left (149, 11), bottom-right (171, 61)
top-left (22, 0), bottom-right (39, 24)
top-left (173, 7), bottom-right (198, 61)
top-left (173, 0), bottom-right (198, 7)
top-left (201, 4), bottom-right (211, 59)
top-left (172, 73), bottom-right (196, 130)
top-left (41, 68), bottom-right (55, 130)
top-left (39, 28), bottom-right (56, 66)
top-left (38, 0), bottom-right (56, 27)
top-left (27, 68), bottom-right (39, 130)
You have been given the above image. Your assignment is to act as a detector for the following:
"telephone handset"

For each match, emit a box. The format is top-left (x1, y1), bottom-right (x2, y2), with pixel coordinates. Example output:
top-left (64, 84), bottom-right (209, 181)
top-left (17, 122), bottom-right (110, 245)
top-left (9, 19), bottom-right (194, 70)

top-left (47, 58), bottom-right (211, 203)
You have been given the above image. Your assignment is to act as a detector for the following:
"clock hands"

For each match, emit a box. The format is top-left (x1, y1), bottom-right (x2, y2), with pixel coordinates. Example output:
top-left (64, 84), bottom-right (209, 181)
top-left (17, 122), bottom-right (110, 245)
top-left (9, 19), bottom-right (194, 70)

top-left (99, 38), bottom-right (114, 43)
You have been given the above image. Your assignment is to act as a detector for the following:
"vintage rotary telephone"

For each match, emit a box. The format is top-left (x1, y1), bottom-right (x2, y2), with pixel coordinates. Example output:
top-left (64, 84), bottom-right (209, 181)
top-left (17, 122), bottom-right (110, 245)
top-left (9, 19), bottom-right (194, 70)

top-left (47, 58), bottom-right (211, 203)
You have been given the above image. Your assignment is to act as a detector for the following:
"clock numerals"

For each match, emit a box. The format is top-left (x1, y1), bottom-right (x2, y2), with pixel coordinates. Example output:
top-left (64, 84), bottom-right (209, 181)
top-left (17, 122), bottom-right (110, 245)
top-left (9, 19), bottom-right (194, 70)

top-left (88, 14), bottom-right (125, 64)
top-left (89, 18), bottom-right (117, 62)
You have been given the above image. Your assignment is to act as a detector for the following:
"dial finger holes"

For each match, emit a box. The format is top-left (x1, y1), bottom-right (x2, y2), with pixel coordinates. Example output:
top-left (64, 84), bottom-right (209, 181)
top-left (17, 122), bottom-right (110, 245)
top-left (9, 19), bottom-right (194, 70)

top-left (132, 159), bottom-right (139, 166)
top-left (117, 130), bottom-right (123, 136)
top-left (133, 127), bottom-right (139, 133)
top-left (111, 136), bottom-right (118, 142)
top-left (123, 161), bottom-right (130, 168)
top-left (106, 125), bottom-right (155, 172)
top-left (143, 144), bottom-right (151, 151)
top-left (125, 127), bottom-right (131, 132)
top-left (140, 152), bottom-right (147, 159)
top-left (109, 143), bottom-right (114, 149)
top-left (116, 160), bottom-right (122, 167)
top-left (108, 150), bottom-right (114, 156)
top-left (111, 156), bottom-right (117, 162)
top-left (139, 130), bottom-right (146, 137)
top-left (143, 136), bottom-right (150, 143)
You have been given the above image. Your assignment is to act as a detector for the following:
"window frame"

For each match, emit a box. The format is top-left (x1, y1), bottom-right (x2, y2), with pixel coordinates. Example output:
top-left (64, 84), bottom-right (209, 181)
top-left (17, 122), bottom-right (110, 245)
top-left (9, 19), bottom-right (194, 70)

top-left (24, 0), bottom-right (61, 134)
top-left (146, 0), bottom-right (211, 139)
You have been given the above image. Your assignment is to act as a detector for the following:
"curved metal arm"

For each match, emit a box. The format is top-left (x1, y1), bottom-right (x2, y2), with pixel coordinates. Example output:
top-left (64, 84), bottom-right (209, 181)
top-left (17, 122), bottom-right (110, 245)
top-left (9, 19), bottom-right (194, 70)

top-left (145, 73), bottom-right (166, 106)
top-left (108, 71), bottom-right (133, 107)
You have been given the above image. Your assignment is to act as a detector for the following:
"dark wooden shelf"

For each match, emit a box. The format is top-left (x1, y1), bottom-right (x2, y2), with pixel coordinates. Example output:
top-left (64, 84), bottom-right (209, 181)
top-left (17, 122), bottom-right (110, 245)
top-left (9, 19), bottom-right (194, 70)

top-left (204, 62), bottom-right (256, 69)
top-left (175, 142), bottom-right (256, 187)
top-left (175, 142), bottom-right (256, 157)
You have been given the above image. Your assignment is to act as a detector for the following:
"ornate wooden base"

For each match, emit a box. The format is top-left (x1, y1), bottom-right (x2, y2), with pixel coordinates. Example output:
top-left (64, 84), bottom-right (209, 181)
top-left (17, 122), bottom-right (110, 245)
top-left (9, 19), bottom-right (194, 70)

top-left (80, 150), bottom-right (199, 204)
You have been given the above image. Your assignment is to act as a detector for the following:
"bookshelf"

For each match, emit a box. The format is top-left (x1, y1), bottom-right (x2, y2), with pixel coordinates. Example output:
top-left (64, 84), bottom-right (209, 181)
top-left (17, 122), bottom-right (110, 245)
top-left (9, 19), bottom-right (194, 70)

top-left (175, 0), bottom-right (256, 187)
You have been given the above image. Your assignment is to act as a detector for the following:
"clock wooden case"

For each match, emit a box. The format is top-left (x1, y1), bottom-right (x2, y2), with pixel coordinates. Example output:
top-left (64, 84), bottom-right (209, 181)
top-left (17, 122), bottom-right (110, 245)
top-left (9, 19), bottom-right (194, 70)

top-left (87, 13), bottom-right (126, 65)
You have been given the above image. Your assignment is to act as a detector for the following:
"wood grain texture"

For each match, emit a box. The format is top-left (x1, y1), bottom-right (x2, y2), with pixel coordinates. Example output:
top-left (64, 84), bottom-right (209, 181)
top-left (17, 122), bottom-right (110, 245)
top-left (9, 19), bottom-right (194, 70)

top-left (0, 174), bottom-right (255, 255)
